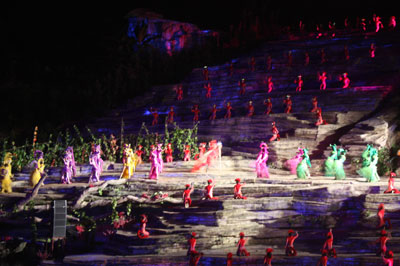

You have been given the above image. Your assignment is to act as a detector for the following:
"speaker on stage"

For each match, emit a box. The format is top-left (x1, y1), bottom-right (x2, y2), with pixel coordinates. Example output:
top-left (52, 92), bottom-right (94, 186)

top-left (52, 200), bottom-right (67, 238)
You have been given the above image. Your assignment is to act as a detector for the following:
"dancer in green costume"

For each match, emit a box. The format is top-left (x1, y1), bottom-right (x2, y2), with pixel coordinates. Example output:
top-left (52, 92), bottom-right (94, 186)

top-left (361, 144), bottom-right (372, 167)
top-left (334, 148), bottom-right (347, 180)
top-left (324, 144), bottom-right (337, 176)
top-left (358, 148), bottom-right (380, 182)
top-left (296, 148), bottom-right (311, 179)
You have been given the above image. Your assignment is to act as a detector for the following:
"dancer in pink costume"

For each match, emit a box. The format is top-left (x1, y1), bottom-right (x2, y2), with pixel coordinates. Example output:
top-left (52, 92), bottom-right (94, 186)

top-left (388, 16), bottom-right (396, 30)
top-left (236, 232), bottom-right (250, 256)
top-left (269, 121), bottom-right (280, 142)
top-left (339, 73), bottom-right (350, 88)
top-left (284, 147), bottom-right (304, 174)
top-left (156, 143), bottom-right (164, 173)
top-left (369, 43), bottom-right (376, 58)
top-left (374, 16), bottom-right (384, 32)
top-left (89, 144), bottom-right (103, 183)
top-left (264, 76), bottom-right (275, 93)
top-left (318, 72), bottom-right (327, 90)
top-left (382, 250), bottom-right (394, 266)
top-left (255, 142), bottom-right (270, 178)
top-left (148, 145), bottom-right (160, 180)
top-left (294, 75), bottom-right (303, 92)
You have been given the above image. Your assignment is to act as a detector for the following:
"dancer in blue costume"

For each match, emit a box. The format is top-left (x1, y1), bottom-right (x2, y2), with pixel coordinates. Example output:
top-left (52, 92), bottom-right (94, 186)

top-left (334, 148), bottom-right (347, 180)
top-left (361, 144), bottom-right (373, 167)
top-left (324, 144), bottom-right (337, 176)
top-left (296, 148), bottom-right (311, 180)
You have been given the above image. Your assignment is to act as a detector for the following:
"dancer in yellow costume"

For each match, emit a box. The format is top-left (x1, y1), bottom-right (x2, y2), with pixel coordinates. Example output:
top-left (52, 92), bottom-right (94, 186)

top-left (120, 144), bottom-right (139, 179)
top-left (3, 153), bottom-right (13, 178)
top-left (30, 150), bottom-right (45, 187)
top-left (0, 165), bottom-right (12, 193)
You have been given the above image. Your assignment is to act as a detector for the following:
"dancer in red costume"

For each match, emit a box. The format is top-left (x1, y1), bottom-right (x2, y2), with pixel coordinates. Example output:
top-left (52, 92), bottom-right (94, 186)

top-left (316, 250), bottom-right (328, 266)
top-left (249, 56), bottom-right (256, 72)
top-left (203, 179), bottom-right (219, 200)
top-left (167, 107), bottom-right (175, 124)
top-left (184, 145), bottom-right (191, 161)
top-left (204, 82), bottom-right (212, 99)
top-left (194, 142), bottom-right (206, 160)
top-left (382, 250), bottom-right (394, 266)
top-left (269, 122), bottom-right (280, 142)
top-left (137, 214), bottom-right (150, 239)
top-left (320, 48), bottom-right (327, 64)
top-left (264, 76), bottom-right (275, 93)
top-left (187, 232), bottom-right (197, 255)
top-left (344, 45), bottom-right (350, 61)
top-left (165, 143), bottom-right (173, 163)
top-left (203, 66), bottom-right (209, 81)
top-left (238, 78), bottom-right (246, 96)
top-left (228, 61), bottom-right (234, 76)
top-left (264, 98), bottom-right (272, 115)
top-left (287, 51), bottom-right (293, 67)
top-left (360, 18), bottom-right (367, 32)
top-left (150, 107), bottom-right (159, 126)
top-left (376, 229), bottom-right (390, 256)
top-left (285, 229), bottom-right (298, 256)
top-left (283, 95), bottom-right (292, 114)
top-left (189, 251), bottom-right (203, 266)
top-left (236, 232), bottom-right (250, 256)
top-left (322, 229), bottom-right (337, 258)
top-left (247, 101), bottom-right (255, 117)
top-left (318, 72), bottom-right (327, 90)
top-left (183, 183), bottom-right (195, 208)
top-left (192, 105), bottom-right (200, 123)
top-left (135, 145), bottom-right (144, 164)
top-left (294, 75), bottom-right (303, 92)
top-left (176, 85), bottom-right (183, 100)
top-left (304, 52), bottom-right (310, 67)
top-left (192, 140), bottom-right (221, 173)
top-left (377, 203), bottom-right (392, 229)
top-left (264, 248), bottom-right (273, 266)
top-left (339, 73), bottom-right (350, 88)
top-left (266, 55), bottom-right (272, 71)
top-left (369, 43), bottom-right (376, 58)
top-left (315, 107), bottom-right (328, 126)
top-left (233, 178), bottom-right (247, 199)
top-left (226, 252), bottom-right (233, 266)
top-left (310, 97), bottom-right (318, 113)
top-left (384, 172), bottom-right (400, 194)
top-left (209, 104), bottom-right (218, 121)
top-left (224, 102), bottom-right (233, 119)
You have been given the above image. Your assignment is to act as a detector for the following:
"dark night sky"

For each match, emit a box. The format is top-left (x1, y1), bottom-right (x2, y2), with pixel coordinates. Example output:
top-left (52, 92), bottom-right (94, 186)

top-left (2, 1), bottom-right (395, 59)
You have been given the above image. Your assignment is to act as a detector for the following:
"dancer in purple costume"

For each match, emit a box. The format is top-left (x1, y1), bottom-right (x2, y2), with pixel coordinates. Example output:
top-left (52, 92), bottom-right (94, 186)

top-left (61, 147), bottom-right (73, 184)
top-left (89, 144), bottom-right (104, 183)
top-left (284, 147), bottom-right (304, 174)
top-left (149, 145), bottom-right (160, 180)
top-left (67, 146), bottom-right (77, 177)
top-left (256, 142), bottom-right (270, 178)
